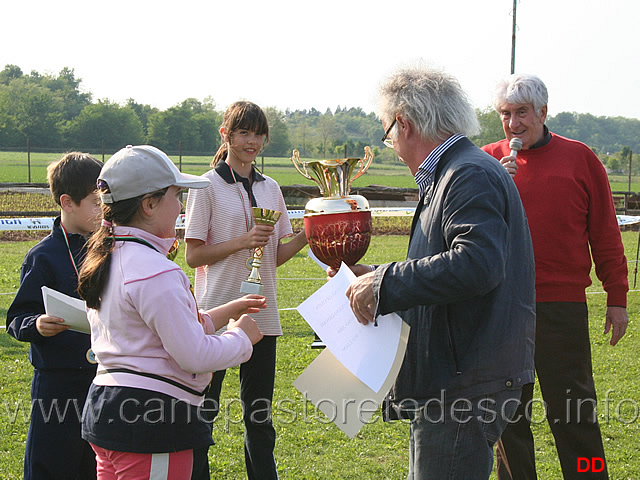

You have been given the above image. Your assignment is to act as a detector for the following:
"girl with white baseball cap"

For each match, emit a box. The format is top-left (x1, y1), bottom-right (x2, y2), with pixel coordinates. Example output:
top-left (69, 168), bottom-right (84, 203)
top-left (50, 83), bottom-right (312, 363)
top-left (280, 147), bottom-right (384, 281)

top-left (78, 145), bottom-right (264, 479)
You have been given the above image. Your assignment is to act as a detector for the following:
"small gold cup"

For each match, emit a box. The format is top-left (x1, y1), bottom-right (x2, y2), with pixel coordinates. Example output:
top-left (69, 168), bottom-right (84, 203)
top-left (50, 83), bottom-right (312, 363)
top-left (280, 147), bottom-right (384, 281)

top-left (241, 207), bottom-right (282, 295)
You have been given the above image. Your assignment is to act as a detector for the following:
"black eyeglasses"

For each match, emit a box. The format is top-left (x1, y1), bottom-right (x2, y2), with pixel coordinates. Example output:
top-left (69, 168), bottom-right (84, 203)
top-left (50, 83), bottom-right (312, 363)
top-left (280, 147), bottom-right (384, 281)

top-left (381, 118), bottom-right (397, 148)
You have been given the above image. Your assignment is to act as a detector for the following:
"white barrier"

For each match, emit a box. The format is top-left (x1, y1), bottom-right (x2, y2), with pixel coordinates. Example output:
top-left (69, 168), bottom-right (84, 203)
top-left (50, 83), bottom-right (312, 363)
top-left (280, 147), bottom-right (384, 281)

top-left (617, 215), bottom-right (640, 226)
top-left (2, 211), bottom-right (638, 232)
top-left (0, 217), bottom-right (55, 231)
top-left (0, 208), bottom-right (418, 231)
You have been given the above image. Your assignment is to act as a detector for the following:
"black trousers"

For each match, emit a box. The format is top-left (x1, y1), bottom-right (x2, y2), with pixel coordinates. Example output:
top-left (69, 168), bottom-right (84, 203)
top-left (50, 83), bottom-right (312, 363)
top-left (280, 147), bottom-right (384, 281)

top-left (496, 302), bottom-right (608, 479)
top-left (191, 336), bottom-right (278, 480)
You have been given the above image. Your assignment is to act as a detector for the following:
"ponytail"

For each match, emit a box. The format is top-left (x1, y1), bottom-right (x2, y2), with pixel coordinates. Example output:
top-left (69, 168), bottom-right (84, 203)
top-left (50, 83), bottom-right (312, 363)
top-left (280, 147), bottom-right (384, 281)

top-left (78, 216), bottom-right (115, 309)
top-left (210, 143), bottom-right (228, 167)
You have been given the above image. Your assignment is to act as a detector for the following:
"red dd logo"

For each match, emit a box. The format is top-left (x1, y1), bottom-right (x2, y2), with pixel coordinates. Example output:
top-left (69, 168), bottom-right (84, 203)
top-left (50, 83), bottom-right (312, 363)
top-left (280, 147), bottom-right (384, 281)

top-left (577, 457), bottom-right (605, 473)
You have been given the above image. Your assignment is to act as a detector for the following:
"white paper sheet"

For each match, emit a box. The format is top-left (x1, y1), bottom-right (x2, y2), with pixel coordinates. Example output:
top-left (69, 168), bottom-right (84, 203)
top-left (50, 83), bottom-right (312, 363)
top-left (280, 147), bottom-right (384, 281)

top-left (41, 286), bottom-right (90, 334)
top-left (307, 248), bottom-right (329, 271)
top-left (293, 321), bottom-right (410, 438)
top-left (296, 263), bottom-right (403, 392)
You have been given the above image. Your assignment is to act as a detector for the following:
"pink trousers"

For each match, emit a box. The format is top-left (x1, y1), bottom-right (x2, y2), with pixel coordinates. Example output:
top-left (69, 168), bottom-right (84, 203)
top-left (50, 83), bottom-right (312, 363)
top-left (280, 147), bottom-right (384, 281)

top-left (91, 444), bottom-right (193, 480)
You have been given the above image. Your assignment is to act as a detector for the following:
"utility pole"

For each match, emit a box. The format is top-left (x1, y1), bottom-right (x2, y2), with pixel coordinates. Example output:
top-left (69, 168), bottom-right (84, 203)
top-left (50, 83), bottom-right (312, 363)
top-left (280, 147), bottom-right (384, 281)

top-left (628, 149), bottom-right (634, 194)
top-left (511, 0), bottom-right (517, 74)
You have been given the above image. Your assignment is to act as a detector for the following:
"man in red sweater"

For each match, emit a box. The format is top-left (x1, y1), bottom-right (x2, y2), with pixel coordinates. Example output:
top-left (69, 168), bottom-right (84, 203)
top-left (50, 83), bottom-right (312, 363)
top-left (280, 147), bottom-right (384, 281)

top-left (482, 73), bottom-right (628, 480)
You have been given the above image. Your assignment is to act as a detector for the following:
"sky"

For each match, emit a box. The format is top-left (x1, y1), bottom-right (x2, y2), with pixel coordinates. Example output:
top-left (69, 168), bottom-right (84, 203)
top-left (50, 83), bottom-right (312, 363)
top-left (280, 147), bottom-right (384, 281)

top-left (3, 0), bottom-right (639, 120)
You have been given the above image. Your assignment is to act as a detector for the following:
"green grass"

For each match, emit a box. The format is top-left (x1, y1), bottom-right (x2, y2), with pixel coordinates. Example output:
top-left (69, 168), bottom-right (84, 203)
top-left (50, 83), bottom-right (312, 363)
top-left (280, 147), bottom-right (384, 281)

top-left (608, 175), bottom-right (640, 193)
top-left (0, 151), bottom-right (414, 189)
top-left (3, 151), bottom-right (640, 194)
top-left (1, 232), bottom-right (640, 478)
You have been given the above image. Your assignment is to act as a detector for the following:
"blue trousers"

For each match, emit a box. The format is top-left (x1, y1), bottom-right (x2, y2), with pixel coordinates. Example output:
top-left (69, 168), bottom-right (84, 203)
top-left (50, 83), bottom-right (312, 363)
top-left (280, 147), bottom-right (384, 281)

top-left (191, 336), bottom-right (278, 480)
top-left (407, 388), bottom-right (521, 480)
top-left (25, 368), bottom-right (96, 480)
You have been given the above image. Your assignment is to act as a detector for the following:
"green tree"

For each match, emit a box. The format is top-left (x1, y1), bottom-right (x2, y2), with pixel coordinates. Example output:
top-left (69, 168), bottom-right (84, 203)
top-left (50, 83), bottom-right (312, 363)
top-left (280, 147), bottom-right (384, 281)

top-left (551, 112), bottom-right (578, 139)
top-left (127, 98), bottom-right (160, 140)
top-left (0, 65), bottom-right (95, 148)
top-left (147, 98), bottom-right (217, 152)
top-left (472, 108), bottom-right (504, 147)
top-left (317, 113), bottom-right (337, 158)
top-left (147, 103), bottom-right (198, 152)
top-left (547, 113), bottom-right (640, 154)
top-left (617, 146), bottom-right (634, 174)
top-left (4, 78), bottom-right (64, 147)
top-left (286, 110), bottom-right (313, 157)
top-left (0, 86), bottom-right (21, 145)
top-left (147, 112), bottom-right (170, 150)
top-left (193, 96), bottom-right (221, 153)
top-left (40, 67), bottom-right (92, 121)
top-left (264, 107), bottom-right (291, 156)
top-left (0, 64), bottom-right (23, 85)
top-left (65, 100), bottom-right (144, 149)
top-left (285, 106), bottom-right (392, 161)
top-left (608, 156), bottom-right (621, 172)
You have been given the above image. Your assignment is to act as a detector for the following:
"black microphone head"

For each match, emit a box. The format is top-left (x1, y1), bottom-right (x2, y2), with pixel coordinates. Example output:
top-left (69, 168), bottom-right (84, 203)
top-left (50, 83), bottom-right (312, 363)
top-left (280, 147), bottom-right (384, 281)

top-left (509, 137), bottom-right (523, 152)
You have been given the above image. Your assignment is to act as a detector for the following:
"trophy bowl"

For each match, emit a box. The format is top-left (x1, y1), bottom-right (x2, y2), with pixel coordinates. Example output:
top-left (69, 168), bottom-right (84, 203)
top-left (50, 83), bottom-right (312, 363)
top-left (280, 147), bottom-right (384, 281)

top-left (291, 147), bottom-right (374, 270)
top-left (304, 210), bottom-right (372, 270)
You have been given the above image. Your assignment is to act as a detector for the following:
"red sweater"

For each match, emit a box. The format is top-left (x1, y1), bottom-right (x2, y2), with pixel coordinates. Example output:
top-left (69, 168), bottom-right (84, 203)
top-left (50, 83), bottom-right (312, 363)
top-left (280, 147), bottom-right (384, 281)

top-left (483, 134), bottom-right (628, 306)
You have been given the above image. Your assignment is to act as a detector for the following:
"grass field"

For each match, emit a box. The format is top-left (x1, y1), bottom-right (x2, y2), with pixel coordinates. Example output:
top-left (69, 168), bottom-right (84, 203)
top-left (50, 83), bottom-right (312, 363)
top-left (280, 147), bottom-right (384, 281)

top-left (1, 230), bottom-right (640, 479)
top-left (2, 151), bottom-right (640, 195)
top-left (1, 149), bottom-right (639, 477)
top-left (0, 151), bottom-right (415, 190)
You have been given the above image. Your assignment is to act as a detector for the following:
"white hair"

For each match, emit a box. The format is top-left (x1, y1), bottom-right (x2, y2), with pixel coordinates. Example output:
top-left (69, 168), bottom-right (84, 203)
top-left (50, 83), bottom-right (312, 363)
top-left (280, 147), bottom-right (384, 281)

top-left (492, 74), bottom-right (549, 115)
top-left (377, 64), bottom-right (480, 143)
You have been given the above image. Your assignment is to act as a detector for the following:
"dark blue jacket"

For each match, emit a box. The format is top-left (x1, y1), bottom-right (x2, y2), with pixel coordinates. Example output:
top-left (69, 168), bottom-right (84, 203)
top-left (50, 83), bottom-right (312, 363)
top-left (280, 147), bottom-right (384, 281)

top-left (374, 137), bottom-right (535, 412)
top-left (6, 217), bottom-right (96, 370)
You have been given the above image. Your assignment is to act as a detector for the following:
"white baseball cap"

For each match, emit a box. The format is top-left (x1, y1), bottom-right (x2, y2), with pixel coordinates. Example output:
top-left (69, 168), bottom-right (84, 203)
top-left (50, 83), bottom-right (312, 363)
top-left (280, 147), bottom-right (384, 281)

top-left (99, 145), bottom-right (210, 203)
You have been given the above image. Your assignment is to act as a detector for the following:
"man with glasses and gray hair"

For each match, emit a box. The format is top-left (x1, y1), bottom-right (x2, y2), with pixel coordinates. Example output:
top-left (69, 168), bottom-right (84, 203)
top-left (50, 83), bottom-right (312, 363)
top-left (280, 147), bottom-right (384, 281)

top-left (483, 73), bottom-right (628, 480)
top-left (334, 64), bottom-right (536, 478)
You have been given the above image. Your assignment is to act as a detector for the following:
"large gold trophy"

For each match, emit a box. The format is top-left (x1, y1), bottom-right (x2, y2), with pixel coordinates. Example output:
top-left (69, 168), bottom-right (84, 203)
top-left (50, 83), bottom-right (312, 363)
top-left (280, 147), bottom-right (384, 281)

top-left (291, 147), bottom-right (374, 269)
top-left (241, 207), bottom-right (282, 295)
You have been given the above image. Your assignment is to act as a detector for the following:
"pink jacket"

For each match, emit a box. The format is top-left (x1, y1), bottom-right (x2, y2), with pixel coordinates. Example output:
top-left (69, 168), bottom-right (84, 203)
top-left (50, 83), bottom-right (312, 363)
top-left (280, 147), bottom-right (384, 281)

top-left (88, 226), bottom-right (252, 405)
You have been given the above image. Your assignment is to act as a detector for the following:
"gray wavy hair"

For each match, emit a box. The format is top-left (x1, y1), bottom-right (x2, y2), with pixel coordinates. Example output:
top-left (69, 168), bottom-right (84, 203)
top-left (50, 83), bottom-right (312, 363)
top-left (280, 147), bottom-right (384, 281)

top-left (377, 65), bottom-right (480, 143)
top-left (492, 74), bottom-right (549, 115)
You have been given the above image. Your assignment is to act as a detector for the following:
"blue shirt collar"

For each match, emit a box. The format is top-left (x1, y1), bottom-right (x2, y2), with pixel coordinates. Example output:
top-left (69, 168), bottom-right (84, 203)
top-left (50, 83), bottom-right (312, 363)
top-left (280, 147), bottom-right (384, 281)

top-left (415, 134), bottom-right (465, 197)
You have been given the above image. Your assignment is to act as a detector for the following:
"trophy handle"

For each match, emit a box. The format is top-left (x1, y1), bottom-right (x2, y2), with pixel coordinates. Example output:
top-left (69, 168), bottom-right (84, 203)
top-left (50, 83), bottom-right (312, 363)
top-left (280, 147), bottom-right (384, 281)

top-left (291, 149), bottom-right (313, 182)
top-left (350, 146), bottom-right (374, 184)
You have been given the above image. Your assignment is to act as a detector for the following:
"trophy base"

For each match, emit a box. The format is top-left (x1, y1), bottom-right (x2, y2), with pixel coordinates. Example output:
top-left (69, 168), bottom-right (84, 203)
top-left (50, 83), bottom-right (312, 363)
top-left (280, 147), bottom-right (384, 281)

top-left (241, 281), bottom-right (264, 295)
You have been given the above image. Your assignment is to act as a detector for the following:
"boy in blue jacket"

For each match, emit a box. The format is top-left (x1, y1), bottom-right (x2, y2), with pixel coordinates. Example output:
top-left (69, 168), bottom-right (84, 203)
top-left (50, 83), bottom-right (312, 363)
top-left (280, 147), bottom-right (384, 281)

top-left (6, 152), bottom-right (103, 480)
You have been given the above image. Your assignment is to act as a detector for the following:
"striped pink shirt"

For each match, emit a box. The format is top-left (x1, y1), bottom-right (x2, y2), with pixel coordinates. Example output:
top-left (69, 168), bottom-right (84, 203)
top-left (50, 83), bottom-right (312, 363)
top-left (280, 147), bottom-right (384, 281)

top-left (184, 166), bottom-right (293, 336)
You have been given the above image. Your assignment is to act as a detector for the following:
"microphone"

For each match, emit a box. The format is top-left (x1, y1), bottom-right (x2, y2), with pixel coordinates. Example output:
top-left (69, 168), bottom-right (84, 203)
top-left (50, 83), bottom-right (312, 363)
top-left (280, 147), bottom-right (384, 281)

top-left (509, 137), bottom-right (523, 158)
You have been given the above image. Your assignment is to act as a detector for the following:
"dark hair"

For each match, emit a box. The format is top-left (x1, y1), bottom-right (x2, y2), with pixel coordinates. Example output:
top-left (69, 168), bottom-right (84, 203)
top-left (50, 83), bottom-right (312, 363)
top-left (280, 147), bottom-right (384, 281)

top-left (211, 101), bottom-right (270, 167)
top-left (78, 186), bottom-right (168, 309)
top-left (47, 152), bottom-right (103, 206)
